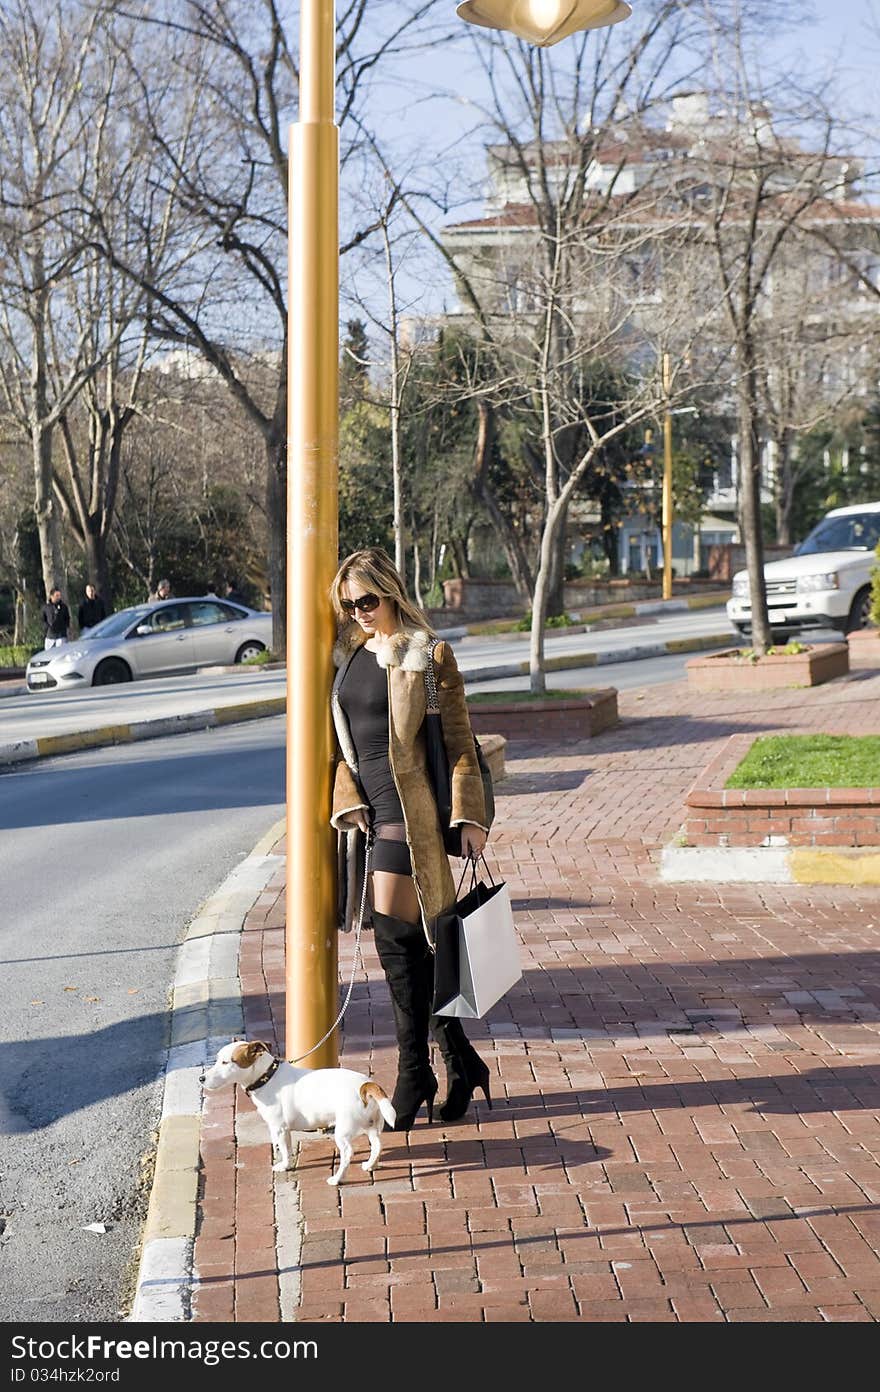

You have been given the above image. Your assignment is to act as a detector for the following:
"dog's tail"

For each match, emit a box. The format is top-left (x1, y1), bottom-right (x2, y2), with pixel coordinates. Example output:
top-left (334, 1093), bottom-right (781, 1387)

top-left (359, 1080), bottom-right (396, 1130)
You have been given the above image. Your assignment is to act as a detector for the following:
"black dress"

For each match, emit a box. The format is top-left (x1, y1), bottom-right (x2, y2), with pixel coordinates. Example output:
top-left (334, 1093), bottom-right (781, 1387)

top-left (337, 644), bottom-right (413, 874)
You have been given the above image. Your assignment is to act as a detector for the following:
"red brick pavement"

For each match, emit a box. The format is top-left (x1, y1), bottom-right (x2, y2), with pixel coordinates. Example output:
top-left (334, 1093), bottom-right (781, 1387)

top-left (191, 659), bottom-right (880, 1323)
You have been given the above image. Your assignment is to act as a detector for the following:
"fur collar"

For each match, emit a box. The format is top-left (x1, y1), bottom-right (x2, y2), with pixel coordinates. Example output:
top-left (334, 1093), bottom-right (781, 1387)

top-left (332, 622), bottom-right (433, 672)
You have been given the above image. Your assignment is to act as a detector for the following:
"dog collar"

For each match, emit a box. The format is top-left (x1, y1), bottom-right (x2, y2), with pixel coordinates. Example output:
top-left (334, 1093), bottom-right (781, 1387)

top-left (245, 1057), bottom-right (281, 1094)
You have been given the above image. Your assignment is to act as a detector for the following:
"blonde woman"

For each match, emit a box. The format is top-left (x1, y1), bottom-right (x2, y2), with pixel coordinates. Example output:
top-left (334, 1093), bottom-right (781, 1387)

top-left (329, 547), bottom-right (491, 1129)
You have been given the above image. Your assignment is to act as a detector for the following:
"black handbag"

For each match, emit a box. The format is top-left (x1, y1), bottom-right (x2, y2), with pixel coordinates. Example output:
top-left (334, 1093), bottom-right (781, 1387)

top-left (424, 646), bottom-right (494, 857)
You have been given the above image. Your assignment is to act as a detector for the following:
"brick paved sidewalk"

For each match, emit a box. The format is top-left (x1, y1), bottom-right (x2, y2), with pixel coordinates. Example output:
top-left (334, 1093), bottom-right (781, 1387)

top-left (192, 661), bottom-right (880, 1323)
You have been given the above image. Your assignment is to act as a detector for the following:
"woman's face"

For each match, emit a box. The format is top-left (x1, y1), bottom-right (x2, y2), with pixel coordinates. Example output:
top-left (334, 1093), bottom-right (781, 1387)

top-left (341, 577), bottom-right (398, 635)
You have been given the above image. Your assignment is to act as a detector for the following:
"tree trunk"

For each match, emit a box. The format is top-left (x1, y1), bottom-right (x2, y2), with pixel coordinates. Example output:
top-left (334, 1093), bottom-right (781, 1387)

top-left (471, 401), bottom-right (534, 601)
top-left (773, 428), bottom-right (795, 547)
top-left (265, 426), bottom-right (287, 660)
top-left (449, 535), bottom-right (470, 579)
top-left (544, 501), bottom-right (569, 617)
top-left (33, 423), bottom-right (64, 600)
top-left (738, 347), bottom-right (772, 654)
top-left (529, 498), bottom-right (566, 695)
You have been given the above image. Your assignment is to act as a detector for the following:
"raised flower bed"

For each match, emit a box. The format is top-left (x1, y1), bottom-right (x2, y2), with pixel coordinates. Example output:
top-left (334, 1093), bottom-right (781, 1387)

top-left (467, 688), bottom-right (618, 741)
top-left (683, 733), bottom-right (880, 849)
top-left (686, 642), bottom-right (849, 692)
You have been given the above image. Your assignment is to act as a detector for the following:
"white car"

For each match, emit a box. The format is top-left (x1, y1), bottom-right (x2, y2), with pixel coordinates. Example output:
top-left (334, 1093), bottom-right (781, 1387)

top-left (27, 597), bottom-right (272, 692)
top-left (727, 502), bottom-right (880, 639)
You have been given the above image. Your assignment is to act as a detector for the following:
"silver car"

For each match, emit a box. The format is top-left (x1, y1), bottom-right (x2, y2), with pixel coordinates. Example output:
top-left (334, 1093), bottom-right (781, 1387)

top-left (26, 597), bottom-right (273, 692)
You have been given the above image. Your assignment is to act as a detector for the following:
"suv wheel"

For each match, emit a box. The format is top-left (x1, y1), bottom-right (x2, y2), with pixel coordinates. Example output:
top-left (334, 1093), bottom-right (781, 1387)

top-left (93, 657), bottom-right (132, 686)
top-left (235, 640), bottom-right (265, 664)
top-left (845, 586), bottom-right (872, 634)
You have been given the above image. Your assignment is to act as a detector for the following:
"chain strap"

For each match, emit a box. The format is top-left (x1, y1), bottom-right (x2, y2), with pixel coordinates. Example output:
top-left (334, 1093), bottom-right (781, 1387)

top-left (424, 644), bottom-right (440, 712)
top-left (289, 830), bottom-right (374, 1066)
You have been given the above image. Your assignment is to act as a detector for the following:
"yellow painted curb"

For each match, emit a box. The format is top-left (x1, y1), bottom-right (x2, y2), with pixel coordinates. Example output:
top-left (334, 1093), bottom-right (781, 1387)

top-left (666, 633), bottom-right (731, 653)
top-left (37, 724), bottom-right (132, 756)
top-left (790, 848), bottom-right (880, 886)
top-left (143, 1115), bottom-right (201, 1242)
top-left (249, 816), bottom-right (287, 857)
top-left (545, 651), bottom-right (598, 671)
top-left (686, 593), bottom-right (731, 611)
top-left (213, 697), bottom-right (286, 724)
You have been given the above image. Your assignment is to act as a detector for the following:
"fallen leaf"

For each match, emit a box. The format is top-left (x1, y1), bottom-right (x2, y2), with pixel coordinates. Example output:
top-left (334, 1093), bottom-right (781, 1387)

top-left (63, 986), bottom-right (78, 993)
top-left (84, 996), bottom-right (100, 1003)
top-left (82, 1222), bottom-right (108, 1235)
top-left (127, 989), bottom-right (139, 995)
top-left (30, 1000), bottom-right (44, 1006)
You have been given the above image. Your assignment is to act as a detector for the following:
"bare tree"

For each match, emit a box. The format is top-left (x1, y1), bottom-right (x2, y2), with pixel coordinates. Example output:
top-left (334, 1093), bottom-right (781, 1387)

top-left (688, 9), bottom-right (860, 651)
top-left (0, 0), bottom-right (199, 606)
top-left (0, 0), bottom-right (110, 598)
top-left (371, 1), bottom-right (720, 689)
top-left (89, 0), bottom-right (449, 657)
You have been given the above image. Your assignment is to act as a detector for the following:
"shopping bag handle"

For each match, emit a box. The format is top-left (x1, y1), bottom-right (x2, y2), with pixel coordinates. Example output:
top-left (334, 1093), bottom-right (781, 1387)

top-left (454, 849), bottom-right (496, 898)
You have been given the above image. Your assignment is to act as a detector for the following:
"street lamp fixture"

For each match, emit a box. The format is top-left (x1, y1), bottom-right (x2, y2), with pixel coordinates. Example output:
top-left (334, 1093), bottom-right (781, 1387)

top-left (456, 0), bottom-right (631, 47)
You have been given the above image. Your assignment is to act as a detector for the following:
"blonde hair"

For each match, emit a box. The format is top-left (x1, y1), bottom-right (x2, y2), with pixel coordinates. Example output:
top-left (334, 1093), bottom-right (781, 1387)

top-left (330, 547), bottom-right (436, 636)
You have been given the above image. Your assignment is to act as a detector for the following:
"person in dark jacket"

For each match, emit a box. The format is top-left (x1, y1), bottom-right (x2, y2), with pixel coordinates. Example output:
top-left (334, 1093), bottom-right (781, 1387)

top-left (42, 587), bottom-right (70, 648)
top-left (224, 579), bottom-right (247, 607)
top-left (77, 583), bottom-right (106, 635)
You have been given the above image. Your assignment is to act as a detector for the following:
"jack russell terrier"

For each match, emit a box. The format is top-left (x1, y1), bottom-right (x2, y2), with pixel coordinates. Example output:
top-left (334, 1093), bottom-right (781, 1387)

top-left (201, 1040), bottom-right (396, 1185)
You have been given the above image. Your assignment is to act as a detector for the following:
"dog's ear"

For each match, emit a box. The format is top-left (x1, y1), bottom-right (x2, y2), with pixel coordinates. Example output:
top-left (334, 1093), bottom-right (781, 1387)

top-left (231, 1040), bottom-right (270, 1069)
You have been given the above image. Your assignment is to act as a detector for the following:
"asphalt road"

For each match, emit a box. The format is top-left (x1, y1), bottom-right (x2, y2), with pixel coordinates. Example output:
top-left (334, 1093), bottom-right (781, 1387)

top-left (0, 717), bottom-right (284, 1323)
top-left (0, 610), bottom-right (736, 743)
top-left (0, 668), bottom-right (287, 741)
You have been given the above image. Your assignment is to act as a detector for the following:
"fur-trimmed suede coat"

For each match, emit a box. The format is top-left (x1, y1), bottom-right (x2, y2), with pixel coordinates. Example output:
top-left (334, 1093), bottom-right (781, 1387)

top-left (331, 623), bottom-right (488, 940)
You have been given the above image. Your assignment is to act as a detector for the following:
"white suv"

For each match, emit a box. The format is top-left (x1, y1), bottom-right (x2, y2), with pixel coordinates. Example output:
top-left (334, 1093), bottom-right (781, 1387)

top-left (727, 501), bottom-right (880, 639)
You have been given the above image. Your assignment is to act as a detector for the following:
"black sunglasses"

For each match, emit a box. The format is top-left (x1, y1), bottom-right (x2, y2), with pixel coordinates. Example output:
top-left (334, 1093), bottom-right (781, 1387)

top-left (340, 592), bottom-right (382, 615)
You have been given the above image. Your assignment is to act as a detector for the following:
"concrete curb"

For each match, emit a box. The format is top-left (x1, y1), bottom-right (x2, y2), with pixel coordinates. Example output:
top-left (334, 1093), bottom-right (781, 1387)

top-left (438, 593), bottom-right (729, 639)
top-left (0, 697), bottom-right (286, 769)
top-left (130, 817), bottom-right (290, 1322)
top-left (660, 842), bottom-right (880, 885)
top-left (461, 631), bottom-right (733, 684)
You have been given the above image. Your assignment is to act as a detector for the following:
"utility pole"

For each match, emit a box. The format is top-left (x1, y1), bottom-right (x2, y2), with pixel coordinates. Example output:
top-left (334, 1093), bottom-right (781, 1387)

top-left (662, 352), bottom-right (673, 602)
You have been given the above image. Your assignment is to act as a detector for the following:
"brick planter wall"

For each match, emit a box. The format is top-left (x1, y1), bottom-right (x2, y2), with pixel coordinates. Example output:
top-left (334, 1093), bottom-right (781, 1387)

top-left (687, 643), bottom-right (849, 691)
top-left (847, 629), bottom-right (880, 662)
top-left (467, 688), bottom-right (618, 742)
top-left (685, 732), bottom-right (880, 848)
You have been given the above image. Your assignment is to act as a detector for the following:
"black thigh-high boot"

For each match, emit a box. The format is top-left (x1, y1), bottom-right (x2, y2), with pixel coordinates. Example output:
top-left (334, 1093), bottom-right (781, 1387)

top-left (372, 912), bottom-right (438, 1130)
top-left (430, 1016), bottom-right (492, 1123)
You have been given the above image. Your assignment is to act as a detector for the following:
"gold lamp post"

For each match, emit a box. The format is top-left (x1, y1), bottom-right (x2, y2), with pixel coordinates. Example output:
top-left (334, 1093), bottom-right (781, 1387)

top-left (286, 0), bottom-right (630, 1068)
top-left (286, 0), bottom-right (340, 1068)
top-left (662, 352), bottom-right (674, 602)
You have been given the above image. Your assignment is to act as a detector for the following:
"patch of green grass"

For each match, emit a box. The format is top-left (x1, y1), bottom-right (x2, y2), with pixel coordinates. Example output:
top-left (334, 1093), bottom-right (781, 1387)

top-left (0, 644), bottom-right (40, 668)
top-left (467, 688), bottom-right (592, 705)
top-left (514, 611), bottom-right (577, 631)
top-left (727, 734), bottom-right (880, 790)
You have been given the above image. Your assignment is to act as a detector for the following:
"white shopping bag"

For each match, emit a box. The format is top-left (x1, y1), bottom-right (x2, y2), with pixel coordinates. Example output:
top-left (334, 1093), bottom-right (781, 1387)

top-left (433, 860), bottom-right (521, 1019)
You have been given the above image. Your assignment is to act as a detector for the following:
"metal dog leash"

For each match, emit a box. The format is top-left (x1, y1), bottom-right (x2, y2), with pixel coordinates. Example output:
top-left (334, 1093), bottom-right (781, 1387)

top-left (289, 828), bottom-right (374, 1065)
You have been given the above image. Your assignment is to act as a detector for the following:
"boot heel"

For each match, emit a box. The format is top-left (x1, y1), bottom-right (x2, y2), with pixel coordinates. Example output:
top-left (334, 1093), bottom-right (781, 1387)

top-left (427, 1093), bottom-right (435, 1124)
top-left (479, 1081), bottom-right (492, 1110)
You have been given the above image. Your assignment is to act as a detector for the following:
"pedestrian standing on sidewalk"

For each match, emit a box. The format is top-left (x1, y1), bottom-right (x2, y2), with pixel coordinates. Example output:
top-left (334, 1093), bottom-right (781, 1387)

top-left (77, 582), bottom-right (106, 635)
top-left (42, 586), bottom-right (70, 648)
top-left (148, 578), bottom-right (173, 603)
top-left (329, 547), bottom-right (491, 1131)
